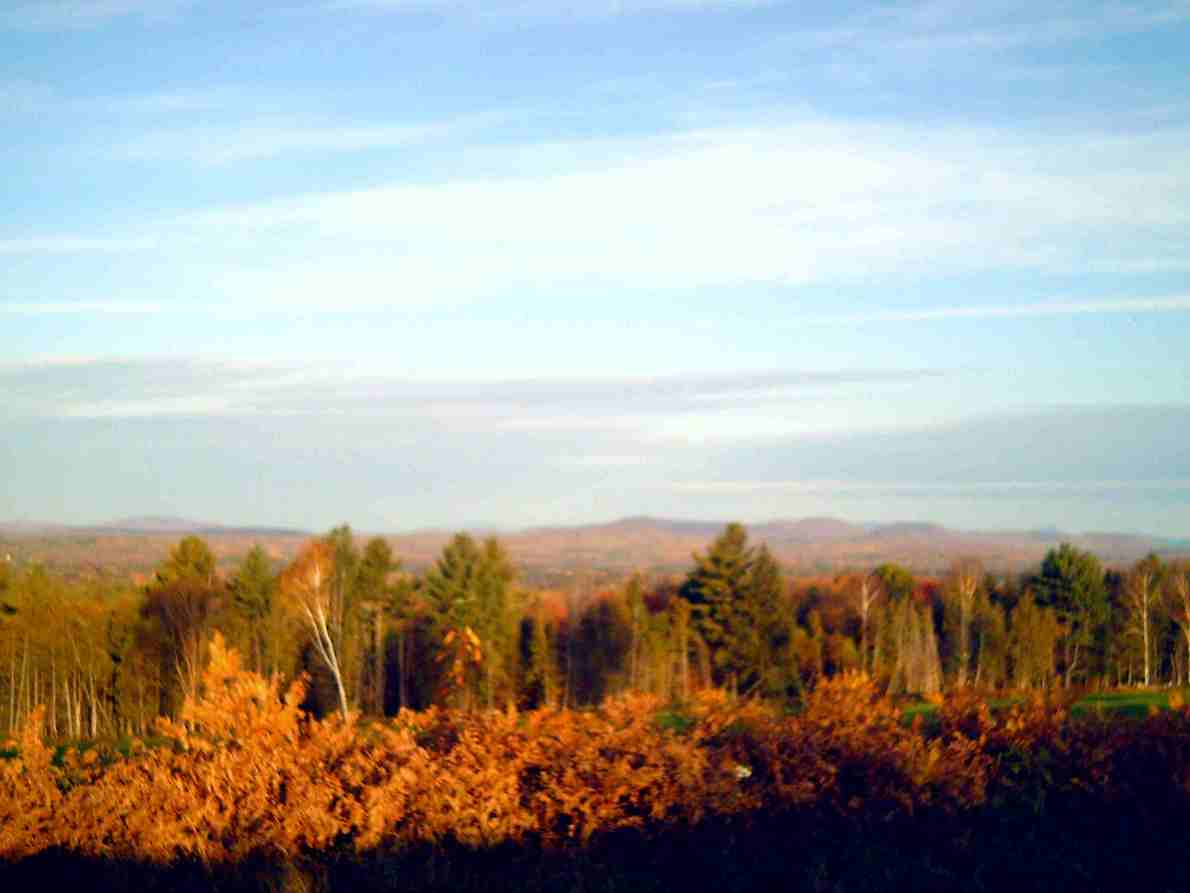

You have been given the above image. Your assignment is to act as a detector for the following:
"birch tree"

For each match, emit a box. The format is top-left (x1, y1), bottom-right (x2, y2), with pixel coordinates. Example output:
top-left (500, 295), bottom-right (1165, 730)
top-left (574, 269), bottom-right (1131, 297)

top-left (280, 540), bottom-right (349, 720)
top-left (1167, 562), bottom-right (1190, 686)
top-left (947, 558), bottom-right (983, 688)
top-left (1125, 554), bottom-right (1164, 687)
top-left (846, 571), bottom-right (881, 674)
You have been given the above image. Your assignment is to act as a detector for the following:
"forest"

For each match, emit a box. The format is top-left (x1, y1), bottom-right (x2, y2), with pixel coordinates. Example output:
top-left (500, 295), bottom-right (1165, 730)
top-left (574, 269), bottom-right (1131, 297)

top-left (1, 522), bottom-right (1188, 737)
top-left (5, 524), bottom-right (1190, 891)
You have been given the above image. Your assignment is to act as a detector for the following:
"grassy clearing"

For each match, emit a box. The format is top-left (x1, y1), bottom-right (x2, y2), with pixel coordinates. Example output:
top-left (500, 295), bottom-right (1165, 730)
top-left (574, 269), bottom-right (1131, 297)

top-left (1072, 688), bottom-right (1190, 719)
top-left (900, 687), bottom-right (1190, 723)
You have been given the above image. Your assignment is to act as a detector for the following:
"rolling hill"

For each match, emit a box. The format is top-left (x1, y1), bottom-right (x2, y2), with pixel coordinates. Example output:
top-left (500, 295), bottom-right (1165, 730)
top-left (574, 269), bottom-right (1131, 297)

top-left (1, 515), bottom-right (1184, 584)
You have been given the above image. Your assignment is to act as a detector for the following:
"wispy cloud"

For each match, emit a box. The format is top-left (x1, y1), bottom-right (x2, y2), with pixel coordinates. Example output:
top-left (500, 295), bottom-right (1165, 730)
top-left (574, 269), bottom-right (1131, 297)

top-left (5, 376), bottom-right (1185, 531)
top-left (0, 236), bottom-right (157, 256)
top-left (0, 80), bottom-right (54, 113)
top-left (557, 454), bottom-right (652, 468)
top-left (698, 405), bottom-right (1190, 501)
top-left (797, 1), bottom-right (1190, 56)
top-left (331, 0), bottom-right (779, 20)
top-left (117, 118), bottom-right (474, 165)
top-left (1, 301), bottom-right (176, 313)
top-left (160, 117), bottom-right (1190, 301)
top-left (674, 479), bottom-right (1190, 494)
top-left (799, 296), bottom-right (1190, 326)
top-left (0, 356), bottom-right (290, 406)
top-left (2, 0), bottom-right (191, 29)
top-left (6, 108), bottom-right (1190, 309)
top-left (97, 86), bottom-right (254, 114)
top-left (0, 358), bottom-right (939, 423)
top-left (9, 294), bottom-right (1190, 320)
top-left (5, 112), bottom-right (1189, 309)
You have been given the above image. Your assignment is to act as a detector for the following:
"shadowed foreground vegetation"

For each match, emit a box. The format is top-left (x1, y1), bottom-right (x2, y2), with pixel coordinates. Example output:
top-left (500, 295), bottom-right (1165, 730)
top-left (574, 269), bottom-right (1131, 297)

top-left (6, 637), bottom-right (1190, 891)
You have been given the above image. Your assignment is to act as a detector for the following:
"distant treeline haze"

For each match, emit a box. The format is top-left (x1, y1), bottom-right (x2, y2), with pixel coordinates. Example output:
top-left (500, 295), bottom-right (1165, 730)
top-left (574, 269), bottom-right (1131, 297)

top-left (0, 522), bottom-right (1187, 737)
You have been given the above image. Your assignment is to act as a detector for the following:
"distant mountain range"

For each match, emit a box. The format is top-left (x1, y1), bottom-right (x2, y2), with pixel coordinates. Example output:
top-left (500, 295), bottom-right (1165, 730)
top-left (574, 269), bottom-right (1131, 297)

top-left (1, 514), bottom-right (1185, 580)
top-left (536, 515), bottom-right (1173, 550)
top-left (0, 516), bottom-right (307, 538)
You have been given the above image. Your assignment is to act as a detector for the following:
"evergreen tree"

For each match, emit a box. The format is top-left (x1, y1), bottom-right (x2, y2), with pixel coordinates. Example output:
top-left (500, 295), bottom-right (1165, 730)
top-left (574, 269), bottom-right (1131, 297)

top-left (1033, 544), bottom-right (1109, 686)
top-left (424, 533), bottom-right (518, 708)
top-left (679, 522), bottom-right (761, 693)
top-left (874, 563), bottom-right (915, 602)
top-left (523, 605), bottom-right (558, 708)
top-left (1167, 562), bottom-right (1190, 686)
top-left (356, 537), bottom-right (399, 713)
top-left (736, 544), bottom-right (787, 696)
top-left (230, 546), bottom-right (276, 674)
top-left (141, 536), bottom-right (222, 714)
top-left (323, 525), bottom-right (362, 703)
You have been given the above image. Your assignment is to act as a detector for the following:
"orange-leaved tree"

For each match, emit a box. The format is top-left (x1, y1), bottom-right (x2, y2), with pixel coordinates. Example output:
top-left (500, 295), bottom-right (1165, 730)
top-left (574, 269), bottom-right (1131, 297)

top-left (280, 540), bottom-right (350, 720)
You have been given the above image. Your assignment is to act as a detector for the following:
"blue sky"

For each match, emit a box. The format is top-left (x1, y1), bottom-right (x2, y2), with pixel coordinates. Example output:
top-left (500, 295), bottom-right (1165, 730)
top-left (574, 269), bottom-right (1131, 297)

top-left (2, 0), bottom-right (1189, 535)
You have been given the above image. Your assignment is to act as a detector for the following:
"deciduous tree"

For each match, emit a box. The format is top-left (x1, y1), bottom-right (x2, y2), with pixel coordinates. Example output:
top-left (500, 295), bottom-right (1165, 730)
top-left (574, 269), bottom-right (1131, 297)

top-left (140, 536), bottom-right (221, 713)
top-left (280, 540), bottom-right (349, 720)
top-left (1124, 554), bottom-right (1164, 687)
top-left (946, 558), bottom-right (983, 688)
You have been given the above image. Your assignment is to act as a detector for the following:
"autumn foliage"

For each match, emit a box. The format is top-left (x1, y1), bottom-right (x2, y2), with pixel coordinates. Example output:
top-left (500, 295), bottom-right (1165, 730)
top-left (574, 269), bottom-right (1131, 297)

top-left (5, 637), bottom-right (1190, 871)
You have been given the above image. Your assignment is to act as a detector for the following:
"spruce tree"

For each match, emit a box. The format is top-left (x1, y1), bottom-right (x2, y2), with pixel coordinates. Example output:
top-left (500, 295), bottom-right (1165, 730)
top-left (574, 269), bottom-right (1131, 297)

top-left (680, 523), bottom-right (782, 693)
top-left (425, 533), bottom-right (517, 708)
top-left (230, 545), bottom-right (276, 674)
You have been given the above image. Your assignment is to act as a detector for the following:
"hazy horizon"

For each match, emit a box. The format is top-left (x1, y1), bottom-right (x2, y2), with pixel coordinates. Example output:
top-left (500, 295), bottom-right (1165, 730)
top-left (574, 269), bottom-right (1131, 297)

top-left (3, 2), bottom-right (1188, 535)
top-left (2, 509), bottom-right (1184, 542)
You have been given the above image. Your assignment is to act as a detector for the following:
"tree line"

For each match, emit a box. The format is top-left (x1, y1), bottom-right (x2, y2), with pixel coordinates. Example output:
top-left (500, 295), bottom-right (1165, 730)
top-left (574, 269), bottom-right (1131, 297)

top-left (1, 521), bottom-right (1187, 737)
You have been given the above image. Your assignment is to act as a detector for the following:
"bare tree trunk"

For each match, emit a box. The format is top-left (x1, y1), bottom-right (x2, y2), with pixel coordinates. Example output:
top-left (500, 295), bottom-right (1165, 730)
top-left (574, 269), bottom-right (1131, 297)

top-left (562, 587), bottom-right (578, 710)
top-left (1143, 599), bottom-right (1151, 687)
top-left (373, 609), bottom-right (385, 715)
top-left (957, 580), bottom-right (974, 688)
top-left (49, 653), bottom-right (58, 739)
top-left (680, 619), bottom-right (689, 700)
top-left (1185, 630), bottom-right (1190, 687)
top-left (304, 601), bottom-right (349, 721)
top-left (856, 575), bottom-right (878, 675)
top-left (630, 601), bottom-right (640, 691)
top-left (7, 637), bottom-right (16, 734)
top-left (1129, 568), bottom-right (1154, 688)
top-left (1064, 638), bottom-right (1080, 689)
top-left (88, 666), bottom-right (101, 738)
top-left (18, 636), bottom-right (29, 729)
top-left (396, 625), bottom-right (408, 710)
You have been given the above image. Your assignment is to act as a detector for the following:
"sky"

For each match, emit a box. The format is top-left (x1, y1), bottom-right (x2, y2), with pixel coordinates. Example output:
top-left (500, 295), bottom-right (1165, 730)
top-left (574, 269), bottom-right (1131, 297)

top-left (2, 0), bottom-right (1189, 535)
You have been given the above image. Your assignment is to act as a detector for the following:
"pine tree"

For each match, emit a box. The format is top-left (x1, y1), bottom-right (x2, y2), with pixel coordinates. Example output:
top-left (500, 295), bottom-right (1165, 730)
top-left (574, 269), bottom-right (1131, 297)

top-left (141, 536), bottom-right (222, 714)
top-left (1033, 544), bottom-right (1108, 686)
top-left (524, 606), bottom-right (558, 708)
top-left (356, 538), bottom-right (399, 713)
top-left (230, 546), bottom-right (276, 675)
top-left (679, 523), bottom-right (755, 693)
top-left (736, 544), bottom-right (786, 696)
top-left (424, 534), bottom-right (518, 708)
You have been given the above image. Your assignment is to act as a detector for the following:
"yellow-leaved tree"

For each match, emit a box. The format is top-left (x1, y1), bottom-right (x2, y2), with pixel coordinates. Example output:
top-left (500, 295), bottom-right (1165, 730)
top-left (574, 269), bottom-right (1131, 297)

top-left (280, 540), bottom-right (350, 721)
